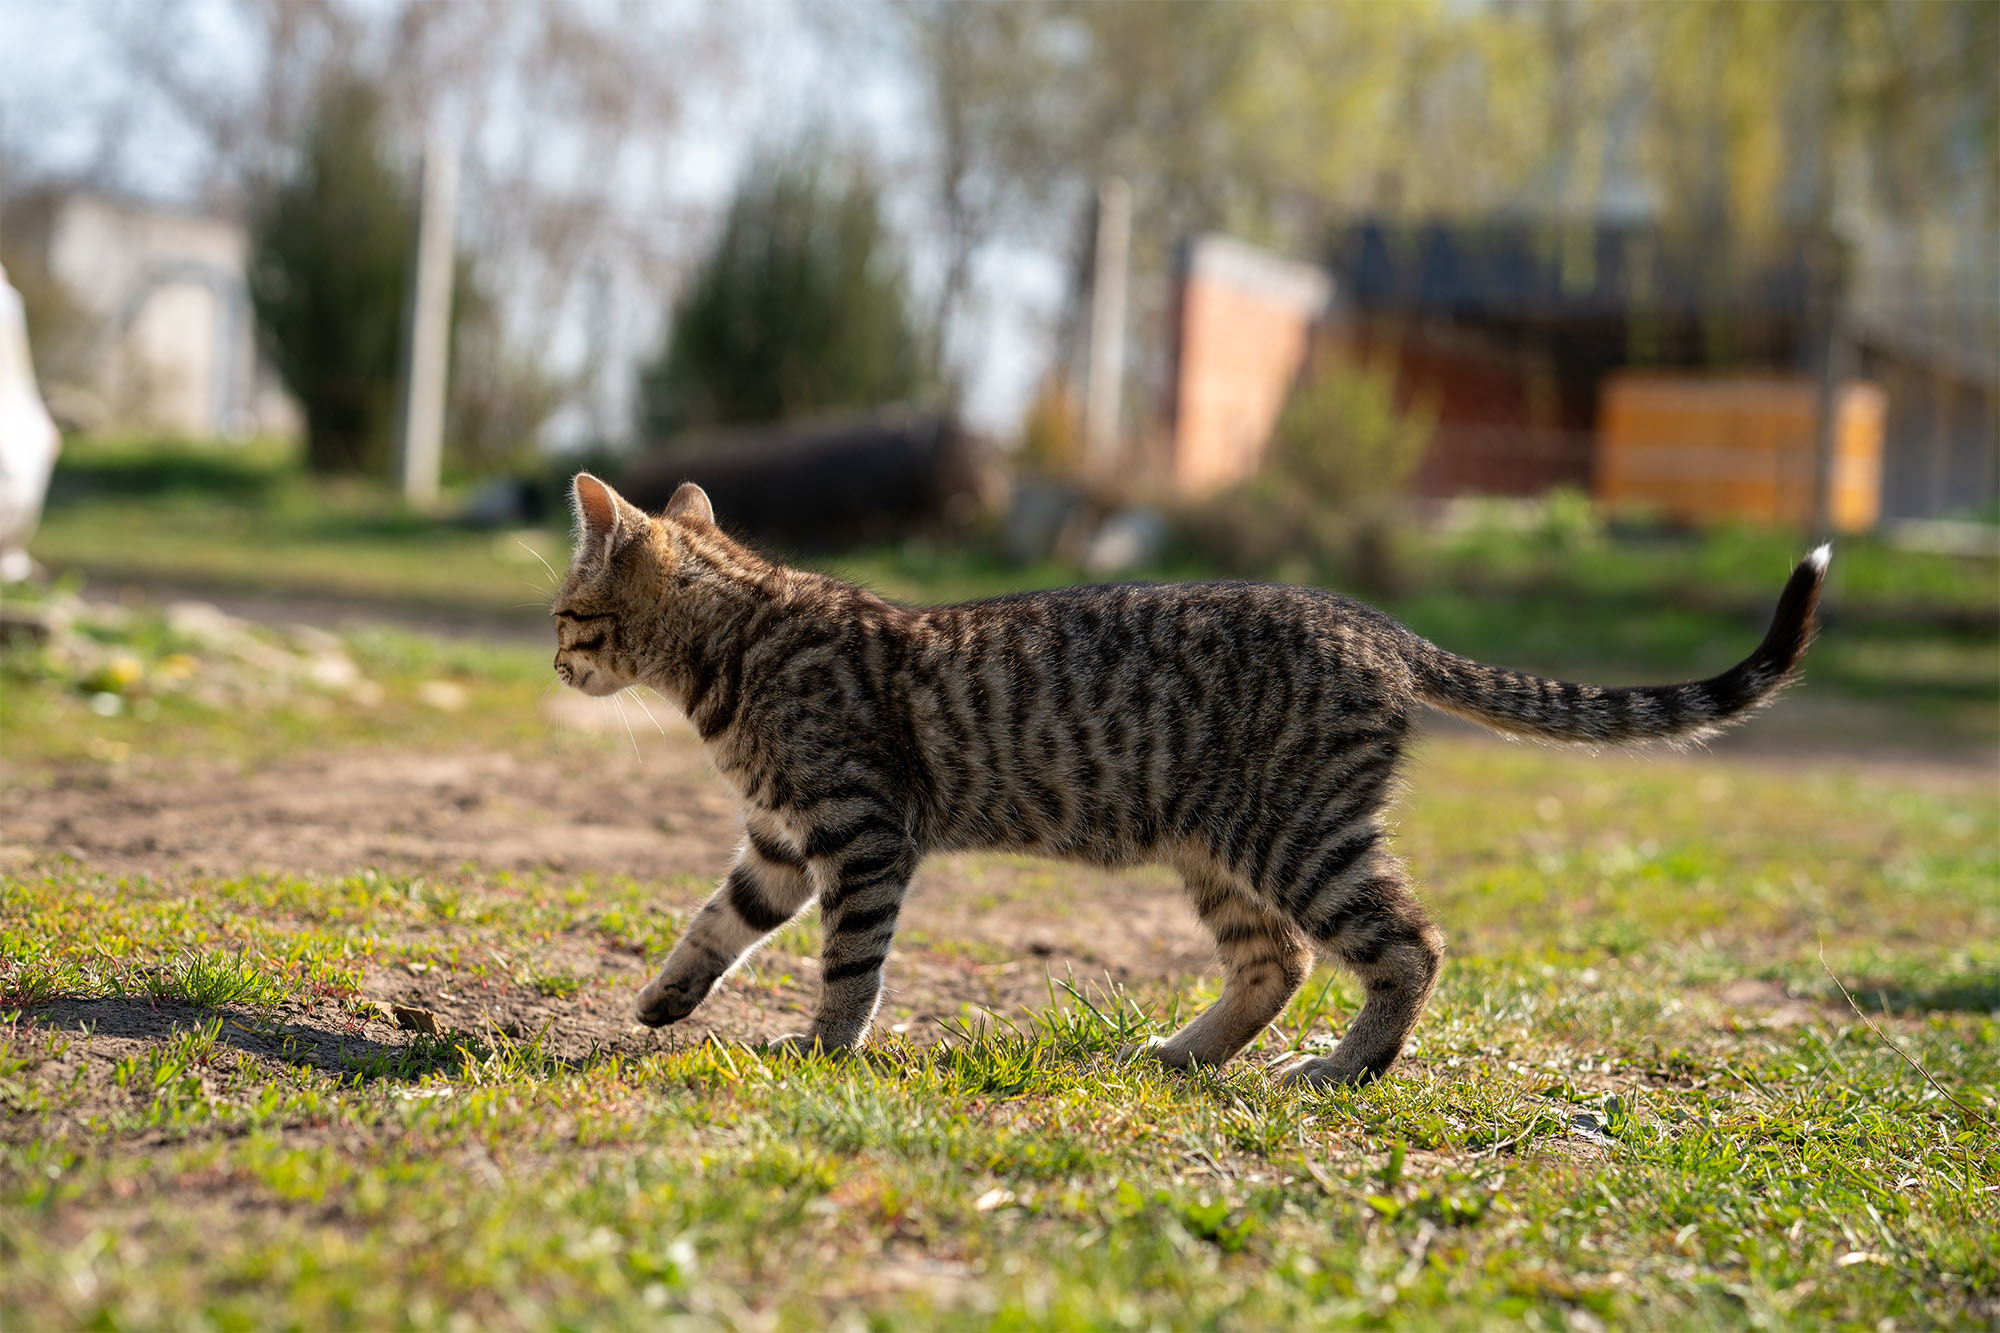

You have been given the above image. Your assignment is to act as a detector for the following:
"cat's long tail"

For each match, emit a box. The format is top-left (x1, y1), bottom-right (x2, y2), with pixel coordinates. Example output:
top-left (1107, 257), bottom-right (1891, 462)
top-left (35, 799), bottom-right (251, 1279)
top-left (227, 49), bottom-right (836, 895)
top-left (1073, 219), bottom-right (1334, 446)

top-left (1399, 546), bottom-right (1828, 746)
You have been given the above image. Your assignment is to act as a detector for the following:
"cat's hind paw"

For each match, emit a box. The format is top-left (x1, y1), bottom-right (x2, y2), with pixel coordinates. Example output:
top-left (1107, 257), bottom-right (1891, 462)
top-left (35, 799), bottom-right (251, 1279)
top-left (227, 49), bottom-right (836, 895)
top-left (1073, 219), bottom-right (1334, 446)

top-left (1273, 1053), bottom-right (1372, 1089)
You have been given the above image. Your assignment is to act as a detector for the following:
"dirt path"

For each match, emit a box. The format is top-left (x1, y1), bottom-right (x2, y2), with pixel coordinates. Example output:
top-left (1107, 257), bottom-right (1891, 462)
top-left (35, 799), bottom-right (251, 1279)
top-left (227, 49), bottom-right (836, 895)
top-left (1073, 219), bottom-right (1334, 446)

top-left (0, 737), bottom-right (1214, 971)
top-left (1, 696), bottom-right (1227, 1059)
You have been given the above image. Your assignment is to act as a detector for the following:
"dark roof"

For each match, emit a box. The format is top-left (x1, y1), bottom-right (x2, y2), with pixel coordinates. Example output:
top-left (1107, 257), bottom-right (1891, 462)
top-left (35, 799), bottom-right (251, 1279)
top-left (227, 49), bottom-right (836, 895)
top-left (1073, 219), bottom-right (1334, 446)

top-left (1325, 221), bottom-right (1821, 322)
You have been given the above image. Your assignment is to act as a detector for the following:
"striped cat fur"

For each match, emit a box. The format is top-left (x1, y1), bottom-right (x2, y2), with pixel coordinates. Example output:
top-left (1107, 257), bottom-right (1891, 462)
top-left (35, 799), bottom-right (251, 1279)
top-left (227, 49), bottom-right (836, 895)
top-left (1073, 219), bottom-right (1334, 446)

top-left (553, 474), bottom-right (1827, 1086)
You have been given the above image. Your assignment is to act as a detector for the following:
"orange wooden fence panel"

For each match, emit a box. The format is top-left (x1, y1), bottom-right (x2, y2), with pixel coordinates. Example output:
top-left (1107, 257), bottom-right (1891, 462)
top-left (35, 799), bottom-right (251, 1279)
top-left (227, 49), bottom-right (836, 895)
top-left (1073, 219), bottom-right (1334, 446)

top-left (1596, 375), bottom-right (1884, 531)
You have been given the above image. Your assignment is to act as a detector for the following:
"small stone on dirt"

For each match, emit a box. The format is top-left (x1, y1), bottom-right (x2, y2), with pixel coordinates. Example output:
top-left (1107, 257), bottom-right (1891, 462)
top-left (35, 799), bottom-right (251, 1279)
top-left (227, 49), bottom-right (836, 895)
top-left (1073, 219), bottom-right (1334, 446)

top-left (391, 1004), bottom-right (439, 1035)
top-left (1567, 1111), bottom-right (1617, 1147)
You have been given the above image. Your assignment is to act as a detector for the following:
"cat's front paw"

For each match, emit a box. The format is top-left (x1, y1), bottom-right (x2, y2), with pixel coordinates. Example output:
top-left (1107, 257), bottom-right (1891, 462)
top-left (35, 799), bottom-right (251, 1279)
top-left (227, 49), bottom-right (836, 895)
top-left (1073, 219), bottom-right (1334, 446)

top-left (633, 971), bottom-right (714, 1027)
top-left (1117, 1036), bottom-right (1207, 1071)
top-left (761, 1033), bottom-right (850, 1060)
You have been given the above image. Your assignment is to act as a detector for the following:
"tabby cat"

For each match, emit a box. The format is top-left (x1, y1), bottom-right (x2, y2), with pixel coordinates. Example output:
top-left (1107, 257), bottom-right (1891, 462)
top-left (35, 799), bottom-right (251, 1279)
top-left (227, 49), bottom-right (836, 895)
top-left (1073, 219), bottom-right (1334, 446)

top-left (553, 473), bottom-right (1826, 1086)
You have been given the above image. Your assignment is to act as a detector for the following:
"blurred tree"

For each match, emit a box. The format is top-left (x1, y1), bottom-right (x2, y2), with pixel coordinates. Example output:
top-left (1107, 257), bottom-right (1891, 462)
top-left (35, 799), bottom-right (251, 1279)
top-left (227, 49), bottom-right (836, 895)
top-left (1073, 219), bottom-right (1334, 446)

top-left (886, 2), bottom-right (1076, 383)
top-left (105, 0), bottom-right (723, 448)
top-left (246, 75), bottom-right (560, 479)
top-left (637, 155), bottom-right (925, 437)
top-left (884, 0), bottom-right (1553, 422)
top-left (247, 76), bottom-right (410, 475)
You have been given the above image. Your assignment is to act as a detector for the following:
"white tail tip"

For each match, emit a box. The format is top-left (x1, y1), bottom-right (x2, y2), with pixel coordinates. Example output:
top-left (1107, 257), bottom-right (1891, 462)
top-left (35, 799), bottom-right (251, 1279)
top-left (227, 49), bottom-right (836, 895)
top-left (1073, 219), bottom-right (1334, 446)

top-left (1807, 543), bottom-right (1832, 573)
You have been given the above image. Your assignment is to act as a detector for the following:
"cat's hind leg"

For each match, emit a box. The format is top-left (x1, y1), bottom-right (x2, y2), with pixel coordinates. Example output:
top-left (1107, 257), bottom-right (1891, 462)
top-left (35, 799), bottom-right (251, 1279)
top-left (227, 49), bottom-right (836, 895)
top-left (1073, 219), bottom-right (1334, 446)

top-left (1135, 870), bottom-right (1314, 1071)
top-left (635, 821), bottom-right (814, 1027)
top-left (1270, 836), bottom-right (1444, 1086)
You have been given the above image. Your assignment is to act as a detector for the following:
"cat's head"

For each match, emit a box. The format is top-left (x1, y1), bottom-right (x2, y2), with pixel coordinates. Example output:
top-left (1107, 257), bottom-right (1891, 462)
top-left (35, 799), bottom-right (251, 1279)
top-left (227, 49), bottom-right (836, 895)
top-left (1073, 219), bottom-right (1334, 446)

top-left (550, 472), bottom-right (717, 697)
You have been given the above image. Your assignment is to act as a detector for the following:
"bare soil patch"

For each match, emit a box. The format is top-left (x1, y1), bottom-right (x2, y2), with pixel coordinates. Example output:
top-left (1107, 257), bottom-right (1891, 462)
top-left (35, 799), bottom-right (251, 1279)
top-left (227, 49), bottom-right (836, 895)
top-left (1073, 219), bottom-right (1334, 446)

top-left (2, 703), bottom-right (1219, 1073)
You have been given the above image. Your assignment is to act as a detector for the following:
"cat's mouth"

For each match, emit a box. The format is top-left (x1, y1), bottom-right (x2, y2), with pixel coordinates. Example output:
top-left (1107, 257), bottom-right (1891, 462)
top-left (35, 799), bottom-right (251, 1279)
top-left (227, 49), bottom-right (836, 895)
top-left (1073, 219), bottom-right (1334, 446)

top-left (557, 659), bottom-right (622, 697)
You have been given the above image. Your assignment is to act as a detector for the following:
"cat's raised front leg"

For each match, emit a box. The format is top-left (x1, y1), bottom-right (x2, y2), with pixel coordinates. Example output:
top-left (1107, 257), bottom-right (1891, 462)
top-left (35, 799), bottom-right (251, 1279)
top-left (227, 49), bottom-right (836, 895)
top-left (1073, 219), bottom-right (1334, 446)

top-left (784, 816), bottom-right (918, 1052)
top-left (634, 821), bottom-right (813, 1027)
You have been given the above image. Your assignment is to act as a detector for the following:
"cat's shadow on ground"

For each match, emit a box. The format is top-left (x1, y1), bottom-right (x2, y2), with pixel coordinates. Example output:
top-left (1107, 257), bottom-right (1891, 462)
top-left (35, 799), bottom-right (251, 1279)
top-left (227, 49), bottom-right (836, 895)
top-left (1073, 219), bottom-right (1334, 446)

top-left (20, 996), bottom-right (1325, 1102)
top-left (21, 996), bottom-right (605, 1081)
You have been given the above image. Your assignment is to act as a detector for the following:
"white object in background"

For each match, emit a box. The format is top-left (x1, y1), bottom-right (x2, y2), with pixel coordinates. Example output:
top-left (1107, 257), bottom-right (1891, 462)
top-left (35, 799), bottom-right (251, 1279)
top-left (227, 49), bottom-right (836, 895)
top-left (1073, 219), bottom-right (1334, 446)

top-left (0, 263), bottom-right (62, 582)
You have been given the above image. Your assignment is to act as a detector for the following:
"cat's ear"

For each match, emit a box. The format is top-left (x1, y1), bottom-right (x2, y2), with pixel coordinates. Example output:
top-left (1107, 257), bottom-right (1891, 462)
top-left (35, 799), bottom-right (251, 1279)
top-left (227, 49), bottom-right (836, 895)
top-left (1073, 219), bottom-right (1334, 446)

top-left (572, 472), bottom-right (627, 559)
top-left (664, 482), bottom-right (714, 526)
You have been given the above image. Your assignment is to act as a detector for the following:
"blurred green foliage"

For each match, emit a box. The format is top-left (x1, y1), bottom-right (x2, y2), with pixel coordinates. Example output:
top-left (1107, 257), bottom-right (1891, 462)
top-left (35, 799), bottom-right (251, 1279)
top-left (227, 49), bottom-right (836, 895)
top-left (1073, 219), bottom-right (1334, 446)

top-left (637, 150), bottom-right (927, 438)
top-left (903, 2), bottom-right (1994, 285)
top-left (248, 77), bottom-right (413, 475)
top-left (247, 76), bottom-right (551, 479)
top-left (1259, 353), bottom-right (1437, 592)
top-left (1268, 355), bottom-right (1434, 509)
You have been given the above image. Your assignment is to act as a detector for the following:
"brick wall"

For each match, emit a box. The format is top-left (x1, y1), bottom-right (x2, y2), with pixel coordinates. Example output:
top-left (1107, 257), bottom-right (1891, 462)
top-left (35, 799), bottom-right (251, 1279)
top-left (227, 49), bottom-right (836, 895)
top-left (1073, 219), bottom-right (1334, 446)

top-left (1168, 237), bottom-right (1330, 496)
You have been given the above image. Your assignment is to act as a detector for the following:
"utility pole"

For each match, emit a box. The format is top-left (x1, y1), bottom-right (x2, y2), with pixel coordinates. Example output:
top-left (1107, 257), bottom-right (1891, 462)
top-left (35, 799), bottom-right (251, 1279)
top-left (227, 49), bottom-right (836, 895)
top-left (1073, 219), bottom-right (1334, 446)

top-left (1084, 176), bottom-right (1130, 474)
top-left (1804, 2), bottom-right (1850, 538)
top-left (1807, 290), bottom-right (1847, 536)
top-left (398, 128), bottom-right (458, 507)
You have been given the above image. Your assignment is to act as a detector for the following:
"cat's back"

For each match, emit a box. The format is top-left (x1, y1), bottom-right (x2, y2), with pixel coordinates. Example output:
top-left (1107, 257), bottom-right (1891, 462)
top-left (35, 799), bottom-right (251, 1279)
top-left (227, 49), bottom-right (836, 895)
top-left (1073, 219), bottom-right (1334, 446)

top-left (908, 578), bottom-right (1404, 679)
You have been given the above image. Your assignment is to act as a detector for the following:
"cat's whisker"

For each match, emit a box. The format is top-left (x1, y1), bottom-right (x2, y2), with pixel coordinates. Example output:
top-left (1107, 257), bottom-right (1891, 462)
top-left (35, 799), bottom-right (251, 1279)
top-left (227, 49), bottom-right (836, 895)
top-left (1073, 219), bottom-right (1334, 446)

top-left (537, 678), bottom-right (568, 752)
top-left (627, 688), bottom-right (668, 738)
top-left (516, 538), bottom-right (562, 587)
top-left (613, 693), bottom-right (643, 762)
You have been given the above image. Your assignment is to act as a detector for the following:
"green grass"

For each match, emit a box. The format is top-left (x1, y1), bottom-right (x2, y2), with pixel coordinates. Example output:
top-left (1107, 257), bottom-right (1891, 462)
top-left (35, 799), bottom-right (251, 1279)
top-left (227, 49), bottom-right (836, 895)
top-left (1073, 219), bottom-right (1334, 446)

top-left (4, 439), bottom-right (1996, 1325)
top-left (32, 435), bottom-right (570, 610)
top-left (31, 436), bottom-right (1998, 691)
top-left (0, 582), bottom-right (558, 770)
top-left (2, 843), bottom-right (1994, 1328)
top-left (5, 614), bottom-right (1998, 1327)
